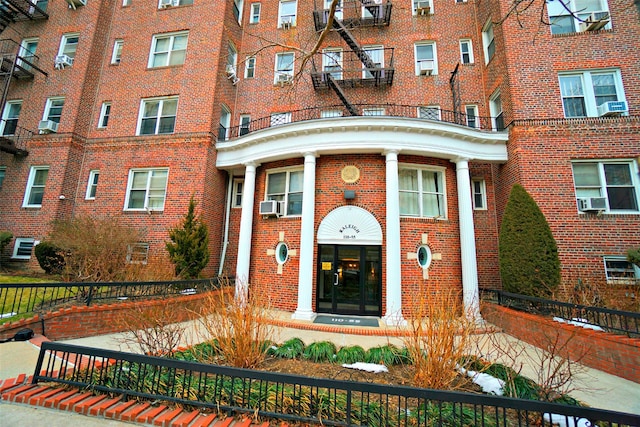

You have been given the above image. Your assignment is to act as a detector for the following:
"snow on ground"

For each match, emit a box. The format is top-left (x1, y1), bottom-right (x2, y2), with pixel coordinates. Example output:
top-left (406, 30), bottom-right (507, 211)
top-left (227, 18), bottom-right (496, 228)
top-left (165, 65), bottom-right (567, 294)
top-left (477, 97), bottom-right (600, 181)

top-left (341, 362), bottom-right (389, 373)
top-left (553, 317), bottom-right (604, 332)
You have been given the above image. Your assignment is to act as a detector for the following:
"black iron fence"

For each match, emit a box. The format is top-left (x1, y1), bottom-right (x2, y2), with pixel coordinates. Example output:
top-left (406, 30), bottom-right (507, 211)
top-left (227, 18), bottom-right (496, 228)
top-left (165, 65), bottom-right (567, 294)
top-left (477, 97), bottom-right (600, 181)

top-left (33, 342), bottom-right (640, 427)
top-left (482, 289), bottom-right (640, 337)
top-left (0, 278), bottom-right (223, 322)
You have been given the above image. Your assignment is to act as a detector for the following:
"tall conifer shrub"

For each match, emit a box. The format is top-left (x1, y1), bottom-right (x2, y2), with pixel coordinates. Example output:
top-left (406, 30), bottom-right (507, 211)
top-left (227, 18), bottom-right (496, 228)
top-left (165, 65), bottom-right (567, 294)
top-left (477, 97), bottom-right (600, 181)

top-left (166, 196), bottom-right (210, 279)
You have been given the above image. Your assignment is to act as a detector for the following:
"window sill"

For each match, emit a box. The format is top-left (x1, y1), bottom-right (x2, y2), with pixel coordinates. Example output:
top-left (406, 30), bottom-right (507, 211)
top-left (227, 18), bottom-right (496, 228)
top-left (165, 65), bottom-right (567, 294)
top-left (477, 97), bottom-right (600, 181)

top-left (10, 257), bottom-right (30, 261)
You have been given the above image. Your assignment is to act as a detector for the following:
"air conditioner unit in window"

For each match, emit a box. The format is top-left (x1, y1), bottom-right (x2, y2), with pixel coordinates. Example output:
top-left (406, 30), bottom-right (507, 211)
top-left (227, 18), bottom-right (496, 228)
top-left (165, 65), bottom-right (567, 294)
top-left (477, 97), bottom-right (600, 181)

top-left (160, 0), bottom-right (176, 8)
top-left (65, 0), bottom-right (86, 9)
top-left (277, 73), bottom-right (293, 85)
top-left (38, 120), bottom-right (59, 134)
top-left (577, 197), bottom-right (607, 212)
top-left (259, 200), bottom-right (284, 217)
top-left (578, 11), bottom-right (609, 31)
top-left (418, 60), bottom-right (434, 75)
top-left (416, 1), bottom-right (431, 15)
top-left (281, 16), bottom-right (293, 29)
top-left (597, 100), bottom-right (628, 117)
top-left (54, 54), bottom-right (73, 69)
top-left (225, 64), bottom-right (236, 75)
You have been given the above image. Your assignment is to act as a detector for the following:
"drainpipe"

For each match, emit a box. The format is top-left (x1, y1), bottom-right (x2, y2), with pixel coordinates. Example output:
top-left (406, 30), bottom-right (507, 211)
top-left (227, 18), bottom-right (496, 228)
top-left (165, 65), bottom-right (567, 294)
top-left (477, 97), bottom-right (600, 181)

top-left (218, 171), bottom-right (234, 277)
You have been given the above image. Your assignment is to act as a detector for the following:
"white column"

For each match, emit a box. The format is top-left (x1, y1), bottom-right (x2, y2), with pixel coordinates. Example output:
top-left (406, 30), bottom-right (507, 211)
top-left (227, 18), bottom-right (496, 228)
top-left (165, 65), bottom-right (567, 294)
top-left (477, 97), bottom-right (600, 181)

top-left (382, 150), bottom-right (405, 326)
top-left (454, 158), bottom-right (481, 321)
top-left (235, 162), bottom-right (258, 297)
top-left (292, 152), bottom-right (317, 321)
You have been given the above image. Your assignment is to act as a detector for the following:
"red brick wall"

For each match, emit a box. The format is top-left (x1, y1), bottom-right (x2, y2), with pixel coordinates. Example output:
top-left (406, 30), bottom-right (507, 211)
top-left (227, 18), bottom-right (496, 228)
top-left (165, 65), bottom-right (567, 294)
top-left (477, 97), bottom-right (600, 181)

top-left (482, 303), bottom-right (640, 383)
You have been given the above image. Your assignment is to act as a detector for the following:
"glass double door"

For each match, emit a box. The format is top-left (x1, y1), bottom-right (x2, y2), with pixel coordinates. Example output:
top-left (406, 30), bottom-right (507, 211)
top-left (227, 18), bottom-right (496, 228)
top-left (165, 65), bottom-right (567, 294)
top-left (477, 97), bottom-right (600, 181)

top-left (317, 245), bottom-right (381, 316)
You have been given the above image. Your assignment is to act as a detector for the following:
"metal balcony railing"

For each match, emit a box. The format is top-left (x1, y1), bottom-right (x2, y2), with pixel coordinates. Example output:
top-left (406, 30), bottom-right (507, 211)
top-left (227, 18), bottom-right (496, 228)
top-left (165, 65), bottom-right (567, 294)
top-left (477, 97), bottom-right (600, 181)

top-left (311, 48), bottom-right (395, 89)
top-left (0, 120), bottom-right (33, 156)
top-left (0, 0), bottom-right (48, 28)
top-left (313, 0), bottom-right (393, 31)
top-left (0, 38), bottom-right (46, 79)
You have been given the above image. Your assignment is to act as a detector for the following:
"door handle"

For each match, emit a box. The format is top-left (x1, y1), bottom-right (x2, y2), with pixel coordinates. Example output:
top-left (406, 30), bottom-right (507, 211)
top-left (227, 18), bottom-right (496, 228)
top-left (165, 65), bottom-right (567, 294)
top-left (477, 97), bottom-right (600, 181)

top-left (333, 273), bottom-right (339, 286)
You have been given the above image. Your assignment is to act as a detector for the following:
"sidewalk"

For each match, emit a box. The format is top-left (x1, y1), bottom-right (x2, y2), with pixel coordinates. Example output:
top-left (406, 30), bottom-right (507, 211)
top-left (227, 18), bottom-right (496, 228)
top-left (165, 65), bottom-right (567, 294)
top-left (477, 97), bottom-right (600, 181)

top-left (1, 310), bottom-right (639, 421)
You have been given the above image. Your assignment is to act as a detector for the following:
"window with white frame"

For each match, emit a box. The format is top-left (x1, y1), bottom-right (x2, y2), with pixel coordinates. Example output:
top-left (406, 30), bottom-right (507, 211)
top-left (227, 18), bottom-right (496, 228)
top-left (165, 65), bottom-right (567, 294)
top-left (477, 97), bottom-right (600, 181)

top-left (239, 114), bottom-right (251, 136)
top-left (274, 52), bottom-right (294, 83)
top-left (98, 102), bottom-right (111, 128)
top-left (233, 0), bottom-right (244, 24)
top-left (123, 0), bottom-right (131, 6)
top-left (459, 39), bottom-right (473, 64)
top-left (127, 243), bottom-right (149, 264)
top-left (12, 238), bottom-right (35, 260)
top-left (43, 97), bottom-right (64, 123)
top-left (58, 33), bottom-right (79, 60)
top-left (111, 40), bottom-right (123, 64)
top-left (571, 161), bottom-right (639, 213)
top-left (0, 166), bottom-right (6, 189)
top-left (86, 170), bottom-right (99, 199)
top-left (18, 38), bottom-right (37, 70)
top-left (322, 48), bottom-right (343, 79)
top-left (270, 112), bottom-right (291, 126)
top-left (278, 0), bottom-right (297, 27)
top-left (413, 0), bottom-right (433, 15)
top-left (418, 106), bottom-right (441, 120)
top-left (559, 70), bottom-right (625, 118)
top-left (1, 100), bottom-right (22, 136)
top-left (227, 42), bottom-right (237, 74)
top-left (482, 21), bottom-right (495, 64)
top-left (604, 256), bottom-right (639, 282)
top-left (158, 0), bottom-right (192, 7)
top-left (363, 45), bottom-right (383, 78)
top-left (219, 105), bottom-right (231, 141)
top-left (149, 31), bottom-right (188, 68)
top-left (124, 168), bottom-right (169, 211)
top-left (465, 105), bottom-right (479, 128)
top-left (399, 166), bottom-right (446, 218)
top-left (137, 96), bottom-right (178, 135)
top-left (266, 168), bottom-right (303, 216)
top-left (548, 0), bottom-right (610, 34)
top-left (245, 56), bottom-right (255, 78)
top-left (325, 0), bottom-right (343, 19)
top-left (414, 42), bottom-right (437, 75)
top-left (22, 166), bottom-right (49, 208)
top-left (363, 108), bottom-right (385, 116)
top-left (489, 91), bottom-right (504, 131)
top-left (362, 0), bottom-right (382, 18)
top-left (232, 178), bottom-right (244, 207)
top-left (472, 178), bottom-right (487, 210)
top-left (321, 109), bottom-right (343, 118)
top-left (250, 3), bottom-right (261, 23)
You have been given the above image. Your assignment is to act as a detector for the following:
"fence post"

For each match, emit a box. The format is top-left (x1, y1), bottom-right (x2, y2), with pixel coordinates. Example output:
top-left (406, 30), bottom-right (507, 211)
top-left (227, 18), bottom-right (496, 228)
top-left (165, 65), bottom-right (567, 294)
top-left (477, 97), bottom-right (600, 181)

top-left (86, 284), bottom-right (94, 306)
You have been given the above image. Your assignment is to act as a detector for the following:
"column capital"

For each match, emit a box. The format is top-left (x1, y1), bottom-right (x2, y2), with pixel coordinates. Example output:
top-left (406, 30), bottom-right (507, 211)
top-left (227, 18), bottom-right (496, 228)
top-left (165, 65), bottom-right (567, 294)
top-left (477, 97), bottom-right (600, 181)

top-left (243, 161), bottom-right (260, 169)
top-left (301, 151), bottom-right (318, 159)
top-left (383, 149), bottom-right (400, 157)
top-left (451, 157), bottom-right (470, 167)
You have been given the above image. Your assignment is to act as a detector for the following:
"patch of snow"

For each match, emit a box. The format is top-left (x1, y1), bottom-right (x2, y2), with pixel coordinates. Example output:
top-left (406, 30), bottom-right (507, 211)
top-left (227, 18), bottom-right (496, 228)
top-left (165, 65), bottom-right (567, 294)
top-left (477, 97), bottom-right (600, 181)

top-left (543, 413), bottom-right (591, 427)
top-left (0, 312), bottom-right (17, 319)
top-left (552, 317), bottom-right (604, 331)
top-left (457, 366), bottom-right (505, 396)
top-left (342, 362), bottom-right (388, 373)
top-left (180, 288), bottom-right (197, 295)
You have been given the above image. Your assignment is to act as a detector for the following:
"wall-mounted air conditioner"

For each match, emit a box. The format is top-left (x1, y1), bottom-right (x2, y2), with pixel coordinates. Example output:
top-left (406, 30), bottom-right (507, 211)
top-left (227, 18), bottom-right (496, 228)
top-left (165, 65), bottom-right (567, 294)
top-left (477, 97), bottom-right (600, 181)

top-left (277, 73), bottom-right (293, 84)
top-left (259, 200), bottom-right (283, 217)
top-left (597, 101), bottom-right (628, 117)
top-left (418, 60), bottom-right (434, 75)
top-left (416, 0), bottom-right (431, 15)
top-left (578, 11), bottom-right (609, 31)
top-left (577, 197), bottom-right (607, 212)
top-left (54, 54), bottom-right (73, 69)
top-left (38, 120), bottom-right (59, 134)
top-left (65, 0), bottom-right (86, 9)
top-left (160, 0), bottom-right (177, 8)
top-left (225, 64), bottom-right (236, 75)
top-left (281, 16), bottom-right (293, 29)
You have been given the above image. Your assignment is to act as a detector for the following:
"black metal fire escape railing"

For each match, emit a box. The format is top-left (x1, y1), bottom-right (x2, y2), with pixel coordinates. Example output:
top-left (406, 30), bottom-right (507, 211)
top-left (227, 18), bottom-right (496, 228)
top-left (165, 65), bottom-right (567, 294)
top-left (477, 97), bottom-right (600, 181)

top-left (0, 0), bottom-right (49, 32)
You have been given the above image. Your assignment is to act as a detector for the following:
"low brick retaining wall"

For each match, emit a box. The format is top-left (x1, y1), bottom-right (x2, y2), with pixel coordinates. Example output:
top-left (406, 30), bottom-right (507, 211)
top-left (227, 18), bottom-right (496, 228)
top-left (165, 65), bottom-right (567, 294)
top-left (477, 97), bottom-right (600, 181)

top-left (482, 303), bottom-right (640, 384)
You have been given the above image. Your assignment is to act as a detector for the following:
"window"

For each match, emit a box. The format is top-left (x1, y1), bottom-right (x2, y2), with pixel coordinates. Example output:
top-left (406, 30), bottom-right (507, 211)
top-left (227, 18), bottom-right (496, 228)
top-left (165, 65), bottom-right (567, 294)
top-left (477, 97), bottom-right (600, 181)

top-left (245, 56), bottom-right (255, 78)
top-left (124, 168), bottom-right (169, 211)
top-left (414, 42), bottom-right (437, 75)
top-left (489, 91), bottom-right (504, 131)
top-left (127, 243), bottom-right (149, 264)
top-left (418, 106), bottom-right (441, 120)
top-left (266, 168), bottom-right (303, 216)
top-left (43, 97), bottom-right (65, 123)
top-left (278, 0), bottom-right (297, 27)
top-left (362, 0), bottom-right (382, 18)
top-left (274, 52), bottom-right (294, 83)
top-left (472, 179), bottom-right (486, 210)
top-left (0, 167), bottom-right (5, 189)
top-left (12, 238), bottom-right (35, 260)
top-left (325, 0), bottom-right (343, 20)
top-left (233, 0), bottom-right (244, 24)
top-left (559, 70), bottom-right (625, 118)
top-left (137, 96), bottom-right (178, 135)
top-left (86, 170), bottom-right (99, 199)
top-left (363, 108), bottom-right (385, 116)
top-left (412, 0), bottom-right (433, 15)
top-left (111, 40), bottom-right (123, 64)
top-left (572, 161), bottom-right (639, 213)
top-left (149, 31), bottom-right (188, 68)
top-left (58, 33), bottom-right (79, 60)
top-left (459, 39), bottom-right (473, 64)
top-left (482, 21), bottom-right (495, 64)
top-left (239, 114), bottom-right (251, 136)
top-left (233, 178), bottom-right (244, 207)
top-left (399, 166), bottom-right (446, 218)
top-left (465, 105), bottom-right (479, 128)
top-left (250, 3), bottom-right (261, 23)
top-left (270, 112), bottom-right (291, 126)
top-left (123, 0), bottom-right (131, 6)
top-left (98, 102), bottom-right (111, 128)
top-left (18, 38), bottom-right (37, 70)
top-left (548, 0), bottom-right (610, 34)
top-left (34, 1), bottom-right (48, 11)
top-left (22, 166), bottom-right (49, 208)
top-left (604, 257), bottom-right (639, 282)
top-left (321, 110), bottom-right (342, 118)
top-left (275, 242), bottom-right (289, 264)
top-left (322, 49), bottom-right (343, 79)
top-left (363, 45), bottom-right (383, 78)
top-left (219, 105), bottom-right (231, 141)
top-left (227, 42), bottom-right (237, 74)
top-left (1, 100), bottom-right (22, 136)
top-left (158, 0), bottom-right (192, 7)
top-left (417, 245), bottom-right (432, 268)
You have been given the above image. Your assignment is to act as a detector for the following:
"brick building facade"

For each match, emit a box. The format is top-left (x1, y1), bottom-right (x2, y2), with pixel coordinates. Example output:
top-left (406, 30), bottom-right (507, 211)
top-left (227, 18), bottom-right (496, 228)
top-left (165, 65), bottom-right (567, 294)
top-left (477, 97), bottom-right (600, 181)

top-left (0, 0), bottom-right (638, 322)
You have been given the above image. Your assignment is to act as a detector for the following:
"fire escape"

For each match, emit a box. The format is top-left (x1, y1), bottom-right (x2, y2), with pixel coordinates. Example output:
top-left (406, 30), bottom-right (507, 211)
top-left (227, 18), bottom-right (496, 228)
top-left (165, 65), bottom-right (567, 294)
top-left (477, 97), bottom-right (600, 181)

top-left (311, 0), bottom-right (393, 116)
top-left (0, 0), bottom-right (49, 156)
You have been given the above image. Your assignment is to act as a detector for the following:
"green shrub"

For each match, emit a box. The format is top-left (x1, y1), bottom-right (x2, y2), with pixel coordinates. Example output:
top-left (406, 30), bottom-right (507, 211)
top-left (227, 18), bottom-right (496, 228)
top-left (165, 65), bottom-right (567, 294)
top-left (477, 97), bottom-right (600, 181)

top-left (335, 345), bottom-right (366, 364)
top-left (628, 247), bottom-right (640, 268)
top-left (499, 184), bottom-right (561, 298)
top-left (303, 341), bottom-right (337, 363)
top-left (0, 231), bottom-right (12, 269)
top-left (365, 344), bottom-right (409, 366)
top-left (272, 337), bottom-right (306, 359)
top-left (34, 241), bottom-right (66, 274)
top-left (166, 196), bottom-right (210, 279)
